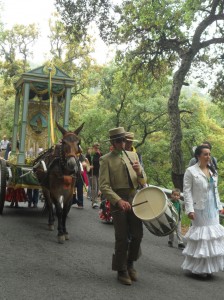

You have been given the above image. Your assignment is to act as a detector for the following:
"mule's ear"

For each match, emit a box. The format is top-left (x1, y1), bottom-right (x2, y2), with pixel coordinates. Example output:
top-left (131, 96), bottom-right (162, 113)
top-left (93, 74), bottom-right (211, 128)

top-left (74, 122), bottom-right (85, 135)
top-left (56, 122), bottom-right (67, 135)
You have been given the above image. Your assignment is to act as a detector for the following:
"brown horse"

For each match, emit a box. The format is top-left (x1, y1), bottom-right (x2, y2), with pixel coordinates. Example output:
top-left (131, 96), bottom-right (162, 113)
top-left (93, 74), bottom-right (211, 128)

top-left (33, 122), bottom-right (84, 243)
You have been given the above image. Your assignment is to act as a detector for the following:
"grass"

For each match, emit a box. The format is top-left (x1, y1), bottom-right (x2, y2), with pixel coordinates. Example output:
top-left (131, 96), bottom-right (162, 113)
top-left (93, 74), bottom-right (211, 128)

top-left (181, 212), bottom-right (224, 235)
top-left (181, 214), bottom-right (191, 235)
top-left (181, 214), bottom-right (191, 227)
top-left (220, 215), bottom-right (224, 226)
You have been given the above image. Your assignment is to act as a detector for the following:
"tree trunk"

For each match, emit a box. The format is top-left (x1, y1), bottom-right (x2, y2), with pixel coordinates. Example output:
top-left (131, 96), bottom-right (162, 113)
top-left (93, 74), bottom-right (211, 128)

top-left (168, 54), bottom-right (194, 191)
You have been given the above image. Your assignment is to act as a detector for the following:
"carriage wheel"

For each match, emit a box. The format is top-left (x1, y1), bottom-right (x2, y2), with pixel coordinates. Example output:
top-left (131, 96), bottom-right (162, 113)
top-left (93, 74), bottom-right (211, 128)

top-left (0, 159), bottom-right (7, 214)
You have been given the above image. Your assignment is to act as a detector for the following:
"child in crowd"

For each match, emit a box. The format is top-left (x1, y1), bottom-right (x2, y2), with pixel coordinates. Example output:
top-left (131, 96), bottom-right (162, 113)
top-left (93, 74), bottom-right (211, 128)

top-left (168, 188), bottom-right (185, 250)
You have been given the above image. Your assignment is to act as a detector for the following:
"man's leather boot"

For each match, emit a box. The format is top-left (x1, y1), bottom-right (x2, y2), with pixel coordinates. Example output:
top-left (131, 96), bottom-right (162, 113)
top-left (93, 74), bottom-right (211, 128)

top-left (117, 271), bottom-right (132, 285)
top-left (127, 261), bottom-right (137, 281)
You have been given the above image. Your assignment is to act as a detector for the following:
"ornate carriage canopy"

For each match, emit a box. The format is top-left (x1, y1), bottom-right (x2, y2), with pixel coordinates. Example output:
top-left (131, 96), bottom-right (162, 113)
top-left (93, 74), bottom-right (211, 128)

top-left (11, 64), bottom-right (75, 165)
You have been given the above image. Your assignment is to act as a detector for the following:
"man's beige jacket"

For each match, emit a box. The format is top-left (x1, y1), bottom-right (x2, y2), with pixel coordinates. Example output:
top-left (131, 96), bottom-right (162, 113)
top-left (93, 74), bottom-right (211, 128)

top-left (99, 150), bottom-right (147, 206)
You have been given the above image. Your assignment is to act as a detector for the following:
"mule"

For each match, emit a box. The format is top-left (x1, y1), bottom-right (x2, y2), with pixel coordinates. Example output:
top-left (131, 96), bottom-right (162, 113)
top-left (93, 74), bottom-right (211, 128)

top-left (33, 122), bottom-right (84, 243)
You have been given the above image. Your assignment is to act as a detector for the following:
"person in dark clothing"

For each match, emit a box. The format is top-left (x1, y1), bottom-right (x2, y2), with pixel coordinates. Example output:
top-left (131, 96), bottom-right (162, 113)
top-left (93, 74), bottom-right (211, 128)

top-left (72, 153), bottom-right (86, 208)
top-left (86, 142), bottom-right (102, 208)
top-left (4, 141), bottom-right (12, 160)
top-left (27, 189), bottom-right (39, 208)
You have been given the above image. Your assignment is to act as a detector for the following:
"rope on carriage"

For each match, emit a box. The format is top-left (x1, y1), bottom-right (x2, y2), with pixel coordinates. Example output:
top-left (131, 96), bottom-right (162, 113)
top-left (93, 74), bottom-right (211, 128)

top-left (33, 144), bottom-right (78, 180)
top-left (48, 66), bottom-right (55, 146)
top-left (32, 146), bottom-right (54, 165)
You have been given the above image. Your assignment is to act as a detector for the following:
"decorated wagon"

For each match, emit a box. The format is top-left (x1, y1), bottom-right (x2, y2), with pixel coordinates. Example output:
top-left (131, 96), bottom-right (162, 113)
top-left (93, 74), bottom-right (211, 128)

top-left (0, 64), bottom-right (75, 215)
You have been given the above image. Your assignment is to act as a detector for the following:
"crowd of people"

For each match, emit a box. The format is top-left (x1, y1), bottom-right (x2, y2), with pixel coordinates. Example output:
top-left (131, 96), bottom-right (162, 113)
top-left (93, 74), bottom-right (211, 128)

top-left (1, 129), bottom-right (224, 285)
top-left (1, 135), bottom-right (41, 208)
top-left (99, 133), bottom-right (224, 283)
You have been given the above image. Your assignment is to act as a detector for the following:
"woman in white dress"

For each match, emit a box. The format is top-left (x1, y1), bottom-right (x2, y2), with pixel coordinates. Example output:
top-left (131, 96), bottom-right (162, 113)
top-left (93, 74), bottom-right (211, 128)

top-left (182, 145), bottom-right (224, 277)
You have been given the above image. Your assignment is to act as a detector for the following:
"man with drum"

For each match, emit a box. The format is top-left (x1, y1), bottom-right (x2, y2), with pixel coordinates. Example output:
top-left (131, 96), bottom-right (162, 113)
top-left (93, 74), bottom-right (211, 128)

top-left (99, 127), bottom-right (147, 285)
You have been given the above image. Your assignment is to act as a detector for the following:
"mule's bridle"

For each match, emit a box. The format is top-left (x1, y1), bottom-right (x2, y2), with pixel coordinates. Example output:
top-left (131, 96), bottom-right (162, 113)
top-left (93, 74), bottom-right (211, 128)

top-left (60, 132), bottom-right (81, 158)
top-left (59, 132), bottom-right (81, 172)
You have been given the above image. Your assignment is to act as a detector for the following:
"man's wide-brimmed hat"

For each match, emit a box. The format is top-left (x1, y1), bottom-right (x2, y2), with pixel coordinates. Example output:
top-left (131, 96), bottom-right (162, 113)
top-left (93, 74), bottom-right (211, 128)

top-left (108, 127), bottom-right (126, 141)
top-left (125, 132), bottom-right (138, 142)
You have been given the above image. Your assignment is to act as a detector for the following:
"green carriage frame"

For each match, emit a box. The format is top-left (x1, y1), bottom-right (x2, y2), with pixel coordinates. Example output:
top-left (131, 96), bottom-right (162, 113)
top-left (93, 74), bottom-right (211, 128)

top-left (0, 64), bottom-right (75, 214)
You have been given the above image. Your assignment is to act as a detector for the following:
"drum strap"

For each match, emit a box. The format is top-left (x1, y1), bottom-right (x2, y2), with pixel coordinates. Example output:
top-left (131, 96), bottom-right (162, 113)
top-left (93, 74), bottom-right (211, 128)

top-left (122, 155), bottom-right (137, 188)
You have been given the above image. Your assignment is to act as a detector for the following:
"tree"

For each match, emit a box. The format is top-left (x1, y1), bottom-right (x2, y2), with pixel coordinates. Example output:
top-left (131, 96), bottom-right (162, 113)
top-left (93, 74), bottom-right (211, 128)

top-left (56, 0), bottom-right (224, 190)
top-left (55, 0), bottom-right (110, 42)
top-left (98, 64), bottom-right (169, 146)
top-left (0, 23), bottom-right (39, 98)
top-left (48, 15), bottom-right (100, 97)
top-left (210, 68), bottom-right (224, 108)
top-left (0, 23), bottom-right (39, 72)
top-left (0, 97), bottom-right (15, 136)
top-left (68, 62), bottom-right (170, 154)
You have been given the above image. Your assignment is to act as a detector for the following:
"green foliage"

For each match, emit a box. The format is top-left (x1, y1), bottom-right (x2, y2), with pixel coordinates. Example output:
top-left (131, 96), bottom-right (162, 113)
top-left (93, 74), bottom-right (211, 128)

top-left (0, 23), bottom-right (39, 98)
top-left (0, 96), bottom-right (14, 137)
top-left (210, 70), bottom-right (224, 107)
top-left (56, 1), bottom-right (224, 189)
top-left (48, 15), bottom-right (100, 96)
top-left (66, 63), bottom-right (224, 195)
top-left (141, 133), bottom-right (173, 188)
top-left (1, 4), bottom-right (224, 198)
top-left (55, 0), bottom-right (111, 41)
top-left (181, 213), bottom-right (191, 228)
top-left (98, 64), bottom-right (170, 140)
top-left (56, 0), bottom-right (224, 81)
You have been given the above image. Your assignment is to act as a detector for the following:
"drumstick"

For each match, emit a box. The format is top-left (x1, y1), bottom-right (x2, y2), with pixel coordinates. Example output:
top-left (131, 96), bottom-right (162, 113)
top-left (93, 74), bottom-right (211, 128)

top-left (112, 200), bottom-right (148, 214)
top-left (132, 200), bottom-right (148, 207)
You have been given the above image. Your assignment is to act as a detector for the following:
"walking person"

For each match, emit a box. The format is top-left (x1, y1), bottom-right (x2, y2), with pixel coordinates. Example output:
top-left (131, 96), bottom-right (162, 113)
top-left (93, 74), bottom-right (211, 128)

top-left (99, 127), bottom-right (147, 285)
top-left (168, 188), bottom-right (185, 250)
top-left (4, 141), bottom-right (12, 160)
top-left (182, 145), bottom-right (224, 278)
top-left (86, 143), bottom-right (102, 208)
top-left (27, 189), bottom-right (39, 208)
top-left (72, 153), bottom-right (87, 209)
top-left (0, 135), bottom-right (9, 158)
top-left (188, 141), bottom-right (218, 171)
top-left (85, 147), bottom-right (92, 199)
top-left (125, 132), bottom-right (143, 166)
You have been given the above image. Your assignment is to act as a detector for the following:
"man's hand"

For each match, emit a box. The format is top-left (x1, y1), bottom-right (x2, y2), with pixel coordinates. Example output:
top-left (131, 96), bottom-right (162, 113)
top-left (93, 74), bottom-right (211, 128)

top-left (117, 199), bottom-right (131, 211)
top-left (132, 160), bottom-right (142, 176)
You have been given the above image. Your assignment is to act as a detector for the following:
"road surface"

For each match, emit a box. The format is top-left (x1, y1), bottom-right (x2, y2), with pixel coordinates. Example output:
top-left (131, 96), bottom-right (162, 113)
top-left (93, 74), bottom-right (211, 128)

top-left (0, 198), bottom-right (223, 300)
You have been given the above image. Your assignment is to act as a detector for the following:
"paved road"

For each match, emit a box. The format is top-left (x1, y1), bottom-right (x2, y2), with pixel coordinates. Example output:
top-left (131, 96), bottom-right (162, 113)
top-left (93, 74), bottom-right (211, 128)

top-left (0, 198), bottom-right (223, 300)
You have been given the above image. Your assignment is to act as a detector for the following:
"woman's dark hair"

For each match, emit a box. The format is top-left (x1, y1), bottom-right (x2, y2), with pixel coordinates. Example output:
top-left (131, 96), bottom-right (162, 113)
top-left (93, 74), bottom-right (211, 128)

top-left (194, 145), bottom-right (209, 159)
top-left (202, 141), bottom-right (212, 150)
top-left (194, 145), bottom-right (216, 175)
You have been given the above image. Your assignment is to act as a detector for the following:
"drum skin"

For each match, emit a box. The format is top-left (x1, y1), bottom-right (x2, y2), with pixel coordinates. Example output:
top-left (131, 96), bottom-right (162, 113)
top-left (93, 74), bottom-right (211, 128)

top-left (133, 187), bottom-right (167, 220)
top-left (132, 186), bottom-right (178, 237)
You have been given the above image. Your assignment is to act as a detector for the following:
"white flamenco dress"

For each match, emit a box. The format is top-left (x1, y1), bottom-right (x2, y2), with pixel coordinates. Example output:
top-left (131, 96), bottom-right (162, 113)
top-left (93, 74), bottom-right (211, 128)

top-left (182, 177), bottom-right (224, 274)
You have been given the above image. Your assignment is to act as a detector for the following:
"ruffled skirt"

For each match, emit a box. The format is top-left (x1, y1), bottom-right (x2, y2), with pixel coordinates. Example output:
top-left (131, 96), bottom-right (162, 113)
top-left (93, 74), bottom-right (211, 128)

top-left (182, 221), bottom-right (224, 274)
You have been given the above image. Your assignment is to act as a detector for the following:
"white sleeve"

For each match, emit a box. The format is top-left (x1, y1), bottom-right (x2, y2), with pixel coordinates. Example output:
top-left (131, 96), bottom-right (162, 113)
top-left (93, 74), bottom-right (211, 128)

top-left (183, 169), bottom-right (194, 215)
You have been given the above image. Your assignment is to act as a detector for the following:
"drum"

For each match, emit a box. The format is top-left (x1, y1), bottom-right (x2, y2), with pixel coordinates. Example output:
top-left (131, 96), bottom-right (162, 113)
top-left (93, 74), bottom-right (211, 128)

top-left (132, 186), bottom-right (178, 237)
